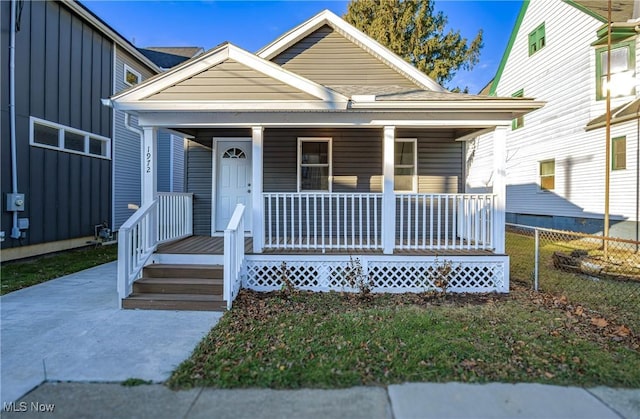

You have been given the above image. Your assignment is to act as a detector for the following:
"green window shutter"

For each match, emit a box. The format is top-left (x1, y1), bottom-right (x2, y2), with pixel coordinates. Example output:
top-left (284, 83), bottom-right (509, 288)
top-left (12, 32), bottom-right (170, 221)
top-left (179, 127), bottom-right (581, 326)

top-left (529, 23), bottom-right (546, 56)
top-left (612, 136), bottom-right (626, 170)
top-left (511, 89), bottom-right (524, 130)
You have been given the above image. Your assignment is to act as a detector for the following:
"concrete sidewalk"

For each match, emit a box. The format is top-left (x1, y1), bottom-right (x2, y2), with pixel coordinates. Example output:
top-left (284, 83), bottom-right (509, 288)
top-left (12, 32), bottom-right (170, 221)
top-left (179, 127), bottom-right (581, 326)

top-left (1, 262), bottom-right (221, 404)
top-left (2, 381), bottom-right (639, 418)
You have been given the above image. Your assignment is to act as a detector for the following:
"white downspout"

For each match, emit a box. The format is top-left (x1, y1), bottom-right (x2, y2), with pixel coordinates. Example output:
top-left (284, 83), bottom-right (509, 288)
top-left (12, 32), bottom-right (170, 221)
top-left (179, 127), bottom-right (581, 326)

top-left (9, 0), bottom-right (20, 239)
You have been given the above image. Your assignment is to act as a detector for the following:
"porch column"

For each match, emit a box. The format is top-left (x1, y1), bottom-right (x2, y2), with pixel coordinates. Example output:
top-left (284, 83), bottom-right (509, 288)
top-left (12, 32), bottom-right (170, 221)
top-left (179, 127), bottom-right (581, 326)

top-left (252, 126), bottom-right (264, 253)
top-left (383, 126), bottom-right (396, 254)
top-left (492, 125), bottom-right (508, 254)
top-left (141, 127), bottom-right (158, 206)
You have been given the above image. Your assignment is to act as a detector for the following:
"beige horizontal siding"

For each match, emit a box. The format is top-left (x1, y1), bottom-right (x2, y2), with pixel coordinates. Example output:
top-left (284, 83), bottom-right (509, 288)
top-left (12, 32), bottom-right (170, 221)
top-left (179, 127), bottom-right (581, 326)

top-left (146, 59), bottom-right (316, 101)
top-left (272, 25), bottom-right (421, 89)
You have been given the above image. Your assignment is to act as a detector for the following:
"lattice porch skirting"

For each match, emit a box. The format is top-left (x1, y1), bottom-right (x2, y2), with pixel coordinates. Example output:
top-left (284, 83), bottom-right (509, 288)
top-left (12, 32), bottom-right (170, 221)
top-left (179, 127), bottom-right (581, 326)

top-left (244, 255), bottom-right (509, 293)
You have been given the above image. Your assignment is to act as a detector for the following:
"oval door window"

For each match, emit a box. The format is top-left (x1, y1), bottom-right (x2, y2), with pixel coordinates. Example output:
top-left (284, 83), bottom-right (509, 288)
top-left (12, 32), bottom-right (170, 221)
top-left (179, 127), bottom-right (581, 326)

top-left (222, 148), bottom-right (246, 159)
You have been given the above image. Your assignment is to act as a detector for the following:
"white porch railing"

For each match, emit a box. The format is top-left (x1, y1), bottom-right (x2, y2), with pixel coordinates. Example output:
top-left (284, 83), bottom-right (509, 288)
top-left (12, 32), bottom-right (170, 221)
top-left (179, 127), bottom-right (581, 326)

top-left (396, 194), bottom-right (495, 250)
top-left (261, 192), bottom-right (495, 252)
top-left (263, 193), bottom-right (383, 251)
top-left (224, 204), bottom-right (246, 310)
top-left (117, 193), bottom-right (194, 305)
top-left (157, 192), bottom-right (193, 243)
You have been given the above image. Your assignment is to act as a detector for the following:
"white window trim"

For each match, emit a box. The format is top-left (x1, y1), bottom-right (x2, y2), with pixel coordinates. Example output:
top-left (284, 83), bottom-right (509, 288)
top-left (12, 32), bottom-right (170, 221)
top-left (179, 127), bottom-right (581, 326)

top-left (394, 138), bottom-right (418, 193)
top-left (297, 137), bottom-right (332, 193)
top-left (29, 116), bottom-right (111, 159)
top-left (538, 158), bottom-right (555, 192)
top-left (123, 63), bottom-right (141, 87)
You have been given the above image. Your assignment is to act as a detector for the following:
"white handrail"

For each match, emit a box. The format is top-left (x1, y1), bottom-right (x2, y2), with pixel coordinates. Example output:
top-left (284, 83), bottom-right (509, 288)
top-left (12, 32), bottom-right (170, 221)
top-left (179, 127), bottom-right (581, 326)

top-left (396, 193), bottom-right (495, 250)
top-left (117, 200), bottom-right (158, 307)
top-left (224, 204), bottom-right (246, 310)
top-left (117, 193), bottom-right (194, 307)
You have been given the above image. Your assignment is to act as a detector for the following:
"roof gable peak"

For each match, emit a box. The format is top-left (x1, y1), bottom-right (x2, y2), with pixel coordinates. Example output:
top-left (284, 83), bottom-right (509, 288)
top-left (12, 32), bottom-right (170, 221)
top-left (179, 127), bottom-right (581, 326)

top-left (111, 42), bottom-right (348, 107)
top-left (257, 9), bottom-right (445, 93)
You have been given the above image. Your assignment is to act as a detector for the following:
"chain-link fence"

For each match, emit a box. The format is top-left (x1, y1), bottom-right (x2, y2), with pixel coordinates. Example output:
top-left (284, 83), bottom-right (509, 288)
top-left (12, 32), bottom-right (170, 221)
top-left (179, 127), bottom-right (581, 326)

top-left (506, 223), bottom-right (640, 330)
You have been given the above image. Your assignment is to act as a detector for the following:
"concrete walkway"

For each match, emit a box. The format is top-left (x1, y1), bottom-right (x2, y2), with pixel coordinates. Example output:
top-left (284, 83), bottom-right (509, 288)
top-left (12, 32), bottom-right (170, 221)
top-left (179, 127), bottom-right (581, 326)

top-left (1, 262), bottom-right (222, 404)
top-left (2, 382), bottom-right (639, 418)
top-left (2, 262), bottom-right (639, 418)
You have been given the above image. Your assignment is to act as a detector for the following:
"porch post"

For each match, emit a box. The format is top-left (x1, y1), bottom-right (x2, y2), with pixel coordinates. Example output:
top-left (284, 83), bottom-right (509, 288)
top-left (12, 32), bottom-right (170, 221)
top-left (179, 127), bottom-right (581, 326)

top-left (383, 126), bottom-right (396, 254)
top-left (141, 127), bottom-right (158, 206)
top-left (492, 125), bottom-right (508, 254)
top-left (252, 126), bottom-right (264, 253)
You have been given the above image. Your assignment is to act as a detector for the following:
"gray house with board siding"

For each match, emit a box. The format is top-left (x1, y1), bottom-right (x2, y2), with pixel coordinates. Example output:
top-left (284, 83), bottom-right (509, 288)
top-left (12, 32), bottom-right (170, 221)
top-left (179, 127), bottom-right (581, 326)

top-left (1, 0), bottom-right (186, 261)
top-left (107, 10), bottom-right (543, 311)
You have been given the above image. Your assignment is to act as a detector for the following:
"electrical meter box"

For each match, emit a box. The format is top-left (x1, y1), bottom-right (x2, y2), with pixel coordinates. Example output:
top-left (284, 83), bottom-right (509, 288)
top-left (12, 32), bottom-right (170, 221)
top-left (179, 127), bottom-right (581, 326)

top-left (6, 193), bottom-right (25, 212)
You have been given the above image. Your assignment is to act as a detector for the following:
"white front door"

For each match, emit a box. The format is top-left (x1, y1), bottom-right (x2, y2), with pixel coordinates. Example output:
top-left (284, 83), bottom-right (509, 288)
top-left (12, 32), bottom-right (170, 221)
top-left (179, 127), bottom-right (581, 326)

top-left (216, 141), bottom-right (252, 232)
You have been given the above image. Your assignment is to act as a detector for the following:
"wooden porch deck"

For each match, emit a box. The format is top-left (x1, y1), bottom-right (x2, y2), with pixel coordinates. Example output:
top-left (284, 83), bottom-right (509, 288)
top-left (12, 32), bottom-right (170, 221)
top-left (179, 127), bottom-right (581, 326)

top-left (156, 235), bottom-right (497, 256)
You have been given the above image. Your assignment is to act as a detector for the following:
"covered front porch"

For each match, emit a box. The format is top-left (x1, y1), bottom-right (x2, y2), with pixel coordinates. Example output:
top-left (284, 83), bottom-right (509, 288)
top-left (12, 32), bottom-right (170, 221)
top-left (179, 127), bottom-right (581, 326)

top-left (116, 122), bottom-right (511, 310)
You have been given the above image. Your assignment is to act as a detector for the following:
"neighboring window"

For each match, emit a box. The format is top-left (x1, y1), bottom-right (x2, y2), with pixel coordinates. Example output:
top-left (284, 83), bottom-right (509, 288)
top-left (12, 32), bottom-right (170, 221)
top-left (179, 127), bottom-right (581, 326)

top-left (511, 89), bottom-right (524, 130)
top-left (528, 23), bottom-right (546, 56)
top-left (612, 136), bottom-right (626, 170)
top-left (124, 64), bottom-right (141, 87)
top-left (30, 117), bottom-right (111, 159)
top-left (222, 148), bottom-right (246, 159)
top-left (298, 138), bottom-right (331, 192)
top-left (394, 138), bottom-right (417, 192)
top-left (539, 159), bottom-right (555, 191)
top-left (596, 42), bottom-right (635, 100)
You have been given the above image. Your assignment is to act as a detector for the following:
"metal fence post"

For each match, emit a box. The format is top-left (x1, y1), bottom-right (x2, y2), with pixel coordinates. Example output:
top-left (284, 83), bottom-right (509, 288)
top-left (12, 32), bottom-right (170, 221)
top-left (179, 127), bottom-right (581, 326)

top-left (534, 228), bottom-right (539, 291)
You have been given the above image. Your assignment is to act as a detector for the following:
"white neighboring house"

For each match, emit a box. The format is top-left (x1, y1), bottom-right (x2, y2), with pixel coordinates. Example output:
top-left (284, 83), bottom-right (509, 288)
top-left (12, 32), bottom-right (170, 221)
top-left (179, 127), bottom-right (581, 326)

top-left (467, 0), bottom-right (640, 240)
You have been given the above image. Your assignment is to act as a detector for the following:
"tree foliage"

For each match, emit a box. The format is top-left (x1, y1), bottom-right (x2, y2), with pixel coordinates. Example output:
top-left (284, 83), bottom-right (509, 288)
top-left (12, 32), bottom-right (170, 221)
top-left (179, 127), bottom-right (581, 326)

top-left (343, 0), bottom-right (483, 89)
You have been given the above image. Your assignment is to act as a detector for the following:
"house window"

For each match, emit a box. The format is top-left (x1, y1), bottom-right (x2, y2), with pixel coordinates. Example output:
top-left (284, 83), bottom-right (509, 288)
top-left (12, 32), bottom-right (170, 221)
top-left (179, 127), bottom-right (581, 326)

top-left (511, 89), bottom-right (524, 130)
top-left (30, 117), bottom-right (111, 159)
top-left (124, 64), bottom-right (141, 87)
top-left (298, 138), bottom-right (331, 192)
top-left (612, 136), bottom-right (626, 170)
top-left (394, 138), bottom-right (417, 192)
top-left (596, 42), bottom-right (635, 100)
top-left (528, 23), bottom-right (546, 56)
top-left (539, 159), bottom-right (555, 191)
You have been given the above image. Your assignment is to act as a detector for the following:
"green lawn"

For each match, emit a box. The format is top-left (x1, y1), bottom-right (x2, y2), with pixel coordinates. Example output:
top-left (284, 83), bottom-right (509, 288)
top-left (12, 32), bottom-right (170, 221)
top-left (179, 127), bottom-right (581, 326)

top-left (169, 232), bottom-right (640, 389)
top-left (1, 244), bottom-right (118, 295)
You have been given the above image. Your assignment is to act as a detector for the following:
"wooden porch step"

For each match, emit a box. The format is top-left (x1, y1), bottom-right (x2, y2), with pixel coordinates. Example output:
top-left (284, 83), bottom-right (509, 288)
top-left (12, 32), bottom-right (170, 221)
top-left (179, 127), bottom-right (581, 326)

top-left (133, 277), bottom-right (223, 295)
top-left (122, 293), bottom-right (226, 311)
top-left (143, 264), bottom-right (223, 279)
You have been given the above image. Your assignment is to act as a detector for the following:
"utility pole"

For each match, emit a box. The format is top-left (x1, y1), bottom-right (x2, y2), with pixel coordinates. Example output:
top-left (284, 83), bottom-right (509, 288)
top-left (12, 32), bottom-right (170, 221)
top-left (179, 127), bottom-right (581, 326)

top-left (604, 0), bottom-right (612, 256)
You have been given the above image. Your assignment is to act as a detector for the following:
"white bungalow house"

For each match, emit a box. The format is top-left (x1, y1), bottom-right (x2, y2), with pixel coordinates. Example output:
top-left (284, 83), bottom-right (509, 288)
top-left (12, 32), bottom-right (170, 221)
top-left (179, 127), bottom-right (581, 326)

top-left (105, 10), bottom-right (543, 311)
top-left (467, 0), bottom-right (639, 240)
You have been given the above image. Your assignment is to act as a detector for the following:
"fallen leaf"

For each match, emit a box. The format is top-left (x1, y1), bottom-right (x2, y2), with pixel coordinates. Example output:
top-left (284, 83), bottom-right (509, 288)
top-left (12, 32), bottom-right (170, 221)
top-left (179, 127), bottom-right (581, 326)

top-left (591, 317), bottom-right (609, 328)
top-left (575, 306), bottom-right (584, 316)
top-left (614, 325), bottom-right (631, 337)
top-left (544, 372), bottom-right (555, 379)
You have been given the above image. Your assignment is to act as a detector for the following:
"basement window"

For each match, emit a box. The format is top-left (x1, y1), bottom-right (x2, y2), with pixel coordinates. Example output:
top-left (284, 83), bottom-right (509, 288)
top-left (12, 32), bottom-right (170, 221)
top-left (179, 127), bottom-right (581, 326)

top-left (30, 117), bottom-right (111, 159)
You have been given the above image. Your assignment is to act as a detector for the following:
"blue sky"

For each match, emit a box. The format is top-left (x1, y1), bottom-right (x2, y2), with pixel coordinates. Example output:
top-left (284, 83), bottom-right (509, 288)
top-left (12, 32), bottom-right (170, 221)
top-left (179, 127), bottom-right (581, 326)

top-left (83, 0), bottom-right (523, 93)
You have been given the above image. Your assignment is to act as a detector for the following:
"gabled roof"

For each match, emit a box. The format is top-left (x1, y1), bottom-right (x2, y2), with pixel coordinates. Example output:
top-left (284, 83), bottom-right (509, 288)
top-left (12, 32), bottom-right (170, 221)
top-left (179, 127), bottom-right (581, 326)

top-left (257, 9), bottom-right (445, 93)
top-left (110, 42), bottom-right (349, 111)
top-left (586, 98), bottom-right (640, 130)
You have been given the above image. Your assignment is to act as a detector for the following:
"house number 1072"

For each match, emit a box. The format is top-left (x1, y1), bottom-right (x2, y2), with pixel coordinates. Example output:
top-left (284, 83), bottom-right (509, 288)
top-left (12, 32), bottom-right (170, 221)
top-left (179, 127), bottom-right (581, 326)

top-left (146, 146), bottom-right (151, 173)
